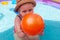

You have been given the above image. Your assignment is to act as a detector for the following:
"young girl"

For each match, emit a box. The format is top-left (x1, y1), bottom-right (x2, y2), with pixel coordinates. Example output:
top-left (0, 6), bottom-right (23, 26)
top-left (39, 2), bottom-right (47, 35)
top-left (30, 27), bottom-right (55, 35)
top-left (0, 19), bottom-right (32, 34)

top-left (14, 0), bottom-right (43, 40)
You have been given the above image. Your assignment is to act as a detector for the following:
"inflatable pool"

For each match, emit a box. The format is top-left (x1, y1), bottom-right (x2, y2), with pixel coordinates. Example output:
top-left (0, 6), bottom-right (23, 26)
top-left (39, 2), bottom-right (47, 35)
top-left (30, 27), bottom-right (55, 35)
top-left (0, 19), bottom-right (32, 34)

top-left (0, 0), bottom-right (60, 40)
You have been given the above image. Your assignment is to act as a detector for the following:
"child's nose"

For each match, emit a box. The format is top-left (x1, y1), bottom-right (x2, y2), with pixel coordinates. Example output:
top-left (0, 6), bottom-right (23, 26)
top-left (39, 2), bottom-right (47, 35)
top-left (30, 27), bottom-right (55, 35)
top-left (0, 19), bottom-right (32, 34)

top-left (26, 11), bottom-right (32, 14)
top-left (26, 12), bottom-right (30, 14)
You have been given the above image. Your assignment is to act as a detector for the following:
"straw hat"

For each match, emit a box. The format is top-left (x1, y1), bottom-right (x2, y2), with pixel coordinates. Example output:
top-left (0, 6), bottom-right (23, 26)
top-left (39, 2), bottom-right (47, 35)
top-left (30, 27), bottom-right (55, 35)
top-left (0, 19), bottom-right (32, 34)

top-left (15, 0), bottom-right (36, 12)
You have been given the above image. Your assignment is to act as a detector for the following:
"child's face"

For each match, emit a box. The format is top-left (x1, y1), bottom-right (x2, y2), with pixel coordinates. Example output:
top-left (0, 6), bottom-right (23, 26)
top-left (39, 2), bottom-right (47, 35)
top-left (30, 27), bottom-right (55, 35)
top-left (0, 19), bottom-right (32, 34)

top-left (18, 3), bottom-right (34, 17)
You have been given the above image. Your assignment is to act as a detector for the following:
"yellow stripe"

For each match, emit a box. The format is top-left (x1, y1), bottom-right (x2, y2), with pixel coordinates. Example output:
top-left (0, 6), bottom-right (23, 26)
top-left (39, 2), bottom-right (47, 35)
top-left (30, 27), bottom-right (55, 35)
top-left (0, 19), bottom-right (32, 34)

top-left (1, 1), bottom-right (8, 5)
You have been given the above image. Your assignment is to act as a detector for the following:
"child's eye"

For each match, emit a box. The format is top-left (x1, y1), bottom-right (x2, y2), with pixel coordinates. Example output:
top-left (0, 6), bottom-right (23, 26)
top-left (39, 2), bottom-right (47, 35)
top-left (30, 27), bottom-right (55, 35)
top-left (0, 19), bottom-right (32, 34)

top-left (22, 10), bottom-right (27, 13)
top-left (29, 9), bottom-right (32, 11)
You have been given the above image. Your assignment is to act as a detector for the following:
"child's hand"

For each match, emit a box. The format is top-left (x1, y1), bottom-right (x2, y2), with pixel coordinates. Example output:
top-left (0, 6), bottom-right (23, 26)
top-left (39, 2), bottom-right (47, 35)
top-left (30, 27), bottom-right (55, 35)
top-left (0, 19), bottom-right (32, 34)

top-left (17, 30), bottom-right (30, 40)
top-left (17, 31), bottom-right (25, 38)
top-left (16, 23), bottom-right (30, 40)
top-left (16, 23), bottom-right (26, 38)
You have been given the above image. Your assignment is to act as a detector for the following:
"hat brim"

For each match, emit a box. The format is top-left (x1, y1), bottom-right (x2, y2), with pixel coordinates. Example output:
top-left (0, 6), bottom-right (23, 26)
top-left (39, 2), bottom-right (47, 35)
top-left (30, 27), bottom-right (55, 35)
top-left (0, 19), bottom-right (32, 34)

top-left (15, 0), bottom-right (36, 12)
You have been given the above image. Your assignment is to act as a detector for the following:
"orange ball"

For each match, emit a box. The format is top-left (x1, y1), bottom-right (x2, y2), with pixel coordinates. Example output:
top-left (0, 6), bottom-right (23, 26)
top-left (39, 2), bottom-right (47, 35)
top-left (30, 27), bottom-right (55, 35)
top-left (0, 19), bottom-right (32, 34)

top-left (21, 13), bottom-right (44, 36)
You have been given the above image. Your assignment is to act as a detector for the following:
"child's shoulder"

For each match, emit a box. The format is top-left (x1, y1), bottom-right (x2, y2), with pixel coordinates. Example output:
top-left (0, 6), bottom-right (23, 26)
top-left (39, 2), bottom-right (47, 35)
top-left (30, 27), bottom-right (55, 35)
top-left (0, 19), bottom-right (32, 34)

top-left (15, 15), bottom-right (19, 19)
top-left (15, 15), bottom-right (21, 22)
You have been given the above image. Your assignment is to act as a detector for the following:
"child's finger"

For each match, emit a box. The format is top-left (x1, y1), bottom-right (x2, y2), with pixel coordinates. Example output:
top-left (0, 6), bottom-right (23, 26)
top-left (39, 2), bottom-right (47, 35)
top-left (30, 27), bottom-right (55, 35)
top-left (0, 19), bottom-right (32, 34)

top-left (18, 31), bottom-right (26, 38)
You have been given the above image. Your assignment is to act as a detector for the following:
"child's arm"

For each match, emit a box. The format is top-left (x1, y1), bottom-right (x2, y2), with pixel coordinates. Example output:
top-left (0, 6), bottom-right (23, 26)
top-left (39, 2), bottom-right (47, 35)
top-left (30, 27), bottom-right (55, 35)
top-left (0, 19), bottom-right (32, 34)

top-left (14, 16), bottom-right (25, 38)
top-left (14, 16), bottom-right (30, 40)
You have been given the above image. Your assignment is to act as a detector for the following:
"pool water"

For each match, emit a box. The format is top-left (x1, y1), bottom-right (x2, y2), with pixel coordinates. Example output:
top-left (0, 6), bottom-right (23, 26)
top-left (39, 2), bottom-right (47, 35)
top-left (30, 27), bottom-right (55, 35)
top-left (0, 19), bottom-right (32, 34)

top-left (0, 1), bottom-right (60, 40)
